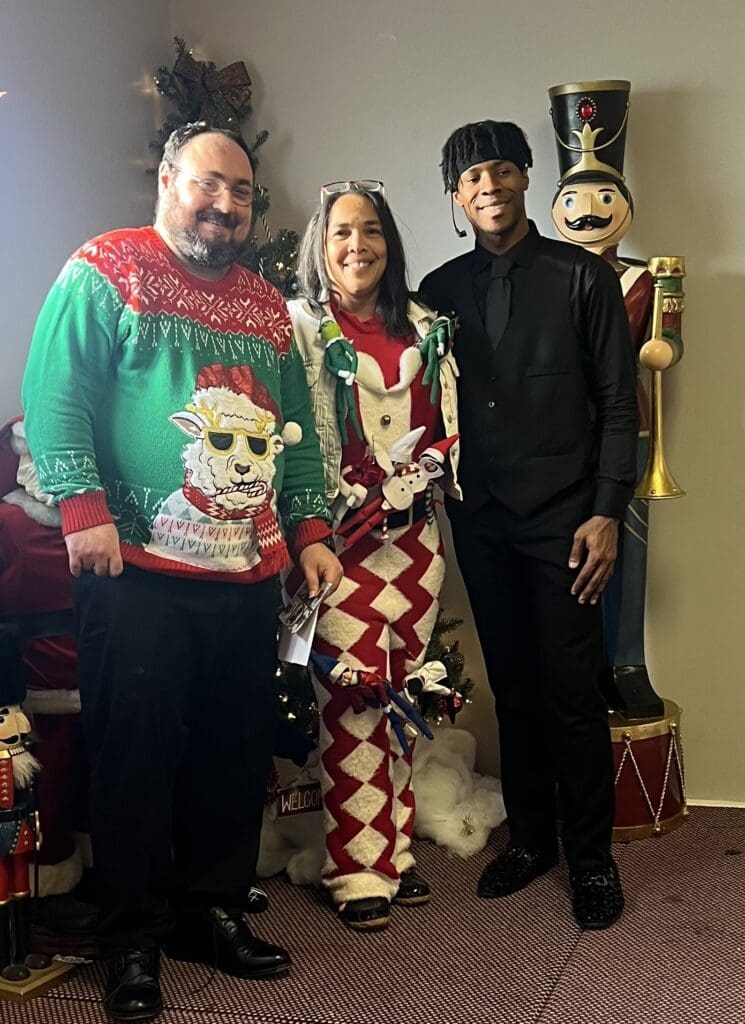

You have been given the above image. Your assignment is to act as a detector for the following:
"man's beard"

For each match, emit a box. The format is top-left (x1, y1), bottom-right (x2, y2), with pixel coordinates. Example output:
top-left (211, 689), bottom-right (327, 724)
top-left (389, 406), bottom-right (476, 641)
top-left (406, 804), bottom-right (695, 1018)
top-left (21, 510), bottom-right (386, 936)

top-left (160, 197), bottom-right (247, 269)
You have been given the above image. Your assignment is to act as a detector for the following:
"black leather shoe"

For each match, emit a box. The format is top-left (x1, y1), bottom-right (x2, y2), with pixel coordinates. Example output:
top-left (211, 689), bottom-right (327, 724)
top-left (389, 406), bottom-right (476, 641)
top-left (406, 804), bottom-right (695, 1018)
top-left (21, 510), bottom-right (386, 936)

top-left (477, 845), bottom-right (558, 898)
top-left (394, 870), bottom-right (431, 906)
top-left (570, 860), bottom-right (625, 929)
top-left (104, 947), bottom-right (162, 1021)
top-left (166, 906), bottom-right (290, 979)
top-left (338, 896), bottom-right (390, 931)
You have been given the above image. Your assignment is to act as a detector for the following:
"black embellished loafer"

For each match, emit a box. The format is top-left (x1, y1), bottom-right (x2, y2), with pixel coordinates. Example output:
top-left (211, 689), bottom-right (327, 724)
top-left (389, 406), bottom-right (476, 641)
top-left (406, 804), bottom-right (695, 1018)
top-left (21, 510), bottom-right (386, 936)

top-left (394, 870), bottom-right (431, 906)
top-left (104, 947), bottom-right (162, 1021)
top-left (338, 896), bottom-right (390, 931)
top-left (166, 906), bottom-right (290, 979)
top-left (570, 860), bottom-right (625, 929)
top-left (477, 845), bottom-right (558, 899)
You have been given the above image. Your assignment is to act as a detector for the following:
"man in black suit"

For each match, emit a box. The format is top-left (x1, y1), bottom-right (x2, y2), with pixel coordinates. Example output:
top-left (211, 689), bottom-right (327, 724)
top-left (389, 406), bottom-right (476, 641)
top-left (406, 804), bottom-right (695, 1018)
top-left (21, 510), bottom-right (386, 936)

top-left (419, 120), bottom-right (638, 929)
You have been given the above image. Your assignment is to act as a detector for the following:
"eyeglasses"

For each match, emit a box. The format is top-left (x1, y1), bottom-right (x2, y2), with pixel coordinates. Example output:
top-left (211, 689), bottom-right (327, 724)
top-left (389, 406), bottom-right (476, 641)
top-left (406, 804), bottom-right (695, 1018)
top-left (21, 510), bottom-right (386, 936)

top-left (320, 180), bottom-right (385, 201)
top-left (170, 164), bottom-right (254, 207)
top-left (204, 429), bottom-right (271, 459)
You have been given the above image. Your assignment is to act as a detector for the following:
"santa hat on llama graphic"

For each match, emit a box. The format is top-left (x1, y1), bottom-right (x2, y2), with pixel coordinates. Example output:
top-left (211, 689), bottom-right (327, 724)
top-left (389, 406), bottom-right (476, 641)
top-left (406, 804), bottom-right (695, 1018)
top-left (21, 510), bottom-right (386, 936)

top-left (196, 364), bottom-right (302, 446)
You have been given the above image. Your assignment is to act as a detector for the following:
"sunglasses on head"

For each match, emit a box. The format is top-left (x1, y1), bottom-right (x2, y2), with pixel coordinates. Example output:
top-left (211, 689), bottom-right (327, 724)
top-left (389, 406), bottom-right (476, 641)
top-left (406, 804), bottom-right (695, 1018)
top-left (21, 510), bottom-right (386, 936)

top-left (320, 180), bottom-right (385, 202)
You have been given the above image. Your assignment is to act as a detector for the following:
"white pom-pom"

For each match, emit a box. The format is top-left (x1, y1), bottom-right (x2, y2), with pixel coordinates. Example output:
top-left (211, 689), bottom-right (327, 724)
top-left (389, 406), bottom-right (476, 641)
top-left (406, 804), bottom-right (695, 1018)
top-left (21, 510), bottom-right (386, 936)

top-left (282, 422), bottom-right (303, 446)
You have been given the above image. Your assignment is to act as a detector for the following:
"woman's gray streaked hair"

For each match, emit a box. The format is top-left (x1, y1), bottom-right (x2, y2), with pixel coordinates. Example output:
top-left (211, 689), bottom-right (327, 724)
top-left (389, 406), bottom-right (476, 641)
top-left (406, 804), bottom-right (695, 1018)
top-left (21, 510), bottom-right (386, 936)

top-left (296, 187), bottom-right (411, 339)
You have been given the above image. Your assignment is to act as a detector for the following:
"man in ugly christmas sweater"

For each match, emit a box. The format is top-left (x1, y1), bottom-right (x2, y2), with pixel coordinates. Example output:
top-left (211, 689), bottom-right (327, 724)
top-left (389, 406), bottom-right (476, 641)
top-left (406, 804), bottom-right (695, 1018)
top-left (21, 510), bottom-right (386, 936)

top-left (22, 123), bottom-right (342, 1023)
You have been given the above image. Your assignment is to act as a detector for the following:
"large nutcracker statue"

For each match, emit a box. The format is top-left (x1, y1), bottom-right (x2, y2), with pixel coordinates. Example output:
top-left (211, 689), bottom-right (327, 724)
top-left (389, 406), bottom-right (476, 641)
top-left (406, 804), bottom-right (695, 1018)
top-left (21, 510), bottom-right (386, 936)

top-left (548, 81), bottom-right (688, 840)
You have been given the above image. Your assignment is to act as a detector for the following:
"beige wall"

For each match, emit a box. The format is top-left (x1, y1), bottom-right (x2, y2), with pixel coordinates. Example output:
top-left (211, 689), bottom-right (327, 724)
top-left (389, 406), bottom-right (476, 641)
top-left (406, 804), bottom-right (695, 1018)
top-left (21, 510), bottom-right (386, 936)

top-left (171, 0), bottom-right (745, 802)
top-left (2, 1), bottom-right (743, 802)
top-left (0, 0), bottom-right (171, 420)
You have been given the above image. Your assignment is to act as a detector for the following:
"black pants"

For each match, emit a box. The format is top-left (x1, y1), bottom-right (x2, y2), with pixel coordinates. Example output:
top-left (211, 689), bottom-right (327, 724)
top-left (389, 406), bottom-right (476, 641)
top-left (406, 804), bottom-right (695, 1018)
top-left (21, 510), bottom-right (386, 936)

top-left (447, 485), bottom-right (614, 872)
top-left (73, 566), bottom-right (280, 952)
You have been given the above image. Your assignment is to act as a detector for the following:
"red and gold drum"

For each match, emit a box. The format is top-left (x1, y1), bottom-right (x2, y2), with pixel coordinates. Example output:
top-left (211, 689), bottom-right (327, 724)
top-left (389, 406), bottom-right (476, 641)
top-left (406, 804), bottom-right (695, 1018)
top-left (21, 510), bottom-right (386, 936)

top-left (611, 699), bottom-right (688, 842)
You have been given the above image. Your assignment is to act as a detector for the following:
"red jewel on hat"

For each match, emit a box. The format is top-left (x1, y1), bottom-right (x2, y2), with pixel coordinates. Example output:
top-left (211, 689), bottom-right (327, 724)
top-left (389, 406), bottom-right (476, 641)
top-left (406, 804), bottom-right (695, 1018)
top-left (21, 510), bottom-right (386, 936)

top-left (577, 98), bottom-right (597, 123)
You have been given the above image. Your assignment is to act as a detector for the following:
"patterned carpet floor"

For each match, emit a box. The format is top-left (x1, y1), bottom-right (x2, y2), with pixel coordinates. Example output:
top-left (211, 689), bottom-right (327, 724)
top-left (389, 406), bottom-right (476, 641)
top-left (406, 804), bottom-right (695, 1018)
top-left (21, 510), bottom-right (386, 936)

top-left (3, 806), bottom-right (744, 1024)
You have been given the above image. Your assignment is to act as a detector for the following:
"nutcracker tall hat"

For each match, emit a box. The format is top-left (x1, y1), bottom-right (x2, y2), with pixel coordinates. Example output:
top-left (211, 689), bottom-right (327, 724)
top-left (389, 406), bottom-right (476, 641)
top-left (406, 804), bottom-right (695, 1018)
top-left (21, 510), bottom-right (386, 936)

top-left (548, 80), bottom-right (631, 186)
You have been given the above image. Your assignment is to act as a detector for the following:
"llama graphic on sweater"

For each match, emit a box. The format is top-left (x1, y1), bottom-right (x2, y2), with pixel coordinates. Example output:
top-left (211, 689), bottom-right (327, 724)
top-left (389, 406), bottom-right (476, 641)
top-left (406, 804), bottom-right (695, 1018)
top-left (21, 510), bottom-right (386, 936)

top-left (146, 364), bottom-right (301, 573)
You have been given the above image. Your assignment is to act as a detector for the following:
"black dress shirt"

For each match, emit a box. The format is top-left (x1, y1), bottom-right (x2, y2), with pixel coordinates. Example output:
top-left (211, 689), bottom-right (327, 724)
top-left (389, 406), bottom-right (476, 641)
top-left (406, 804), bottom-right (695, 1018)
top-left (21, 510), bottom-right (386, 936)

top-left (419, 222), bottom-right (639, 518)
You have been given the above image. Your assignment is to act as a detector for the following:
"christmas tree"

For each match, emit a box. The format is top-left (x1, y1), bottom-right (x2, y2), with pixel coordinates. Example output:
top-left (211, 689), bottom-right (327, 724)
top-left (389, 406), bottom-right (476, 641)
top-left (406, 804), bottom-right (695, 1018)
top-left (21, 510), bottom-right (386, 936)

top-left (151, 37), bottom-right (299, 295)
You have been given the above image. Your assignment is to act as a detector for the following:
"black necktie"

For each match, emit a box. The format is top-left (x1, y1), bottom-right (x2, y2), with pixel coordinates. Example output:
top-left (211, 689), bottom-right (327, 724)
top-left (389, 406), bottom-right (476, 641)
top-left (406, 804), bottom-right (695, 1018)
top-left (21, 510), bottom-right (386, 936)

top-left (484, 255), bottom-right (512, 351)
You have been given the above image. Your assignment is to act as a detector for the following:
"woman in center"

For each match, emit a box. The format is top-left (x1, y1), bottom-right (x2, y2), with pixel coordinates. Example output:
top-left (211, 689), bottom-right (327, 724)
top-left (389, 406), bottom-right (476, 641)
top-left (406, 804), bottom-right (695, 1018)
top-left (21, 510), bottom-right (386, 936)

top-left (288, 181), bottom-right (460, 931)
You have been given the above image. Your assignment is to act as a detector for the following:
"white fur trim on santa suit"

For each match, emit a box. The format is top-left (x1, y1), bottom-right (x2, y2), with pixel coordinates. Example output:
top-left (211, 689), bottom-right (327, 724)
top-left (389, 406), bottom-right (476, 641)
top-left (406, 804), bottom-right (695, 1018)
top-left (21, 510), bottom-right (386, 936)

top-left (23, 688), bottom-right (81, 716)
top-left (3, 488), bottom-right (61, 527)
top-left (32, 844), bottom-right (84, 897)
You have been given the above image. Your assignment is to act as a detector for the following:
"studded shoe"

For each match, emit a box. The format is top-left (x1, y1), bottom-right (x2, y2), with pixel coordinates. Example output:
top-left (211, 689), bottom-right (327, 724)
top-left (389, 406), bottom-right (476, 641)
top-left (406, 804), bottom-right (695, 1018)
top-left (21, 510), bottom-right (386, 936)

top-left (477, 845), bottom-right (559, 899)
top-left (570, 860), bottom-right (625, 929)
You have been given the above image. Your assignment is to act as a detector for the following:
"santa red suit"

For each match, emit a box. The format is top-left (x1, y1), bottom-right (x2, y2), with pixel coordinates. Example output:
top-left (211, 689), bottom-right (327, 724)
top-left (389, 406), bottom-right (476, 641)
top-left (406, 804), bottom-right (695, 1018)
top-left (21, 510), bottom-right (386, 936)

top-left (0, 419), bottom-right (86, 897)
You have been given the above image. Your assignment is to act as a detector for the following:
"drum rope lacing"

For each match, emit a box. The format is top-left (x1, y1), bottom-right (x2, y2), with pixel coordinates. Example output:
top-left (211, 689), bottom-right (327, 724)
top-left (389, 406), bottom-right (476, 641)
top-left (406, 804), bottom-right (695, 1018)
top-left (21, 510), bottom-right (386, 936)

top-left (614, 722), bottom-right (687, 831)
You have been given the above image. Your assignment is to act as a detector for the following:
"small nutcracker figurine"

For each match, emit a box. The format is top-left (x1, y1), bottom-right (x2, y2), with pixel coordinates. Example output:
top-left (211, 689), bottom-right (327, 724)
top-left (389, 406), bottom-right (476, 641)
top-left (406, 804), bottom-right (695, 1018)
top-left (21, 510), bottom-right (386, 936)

top-left (548, 80), bottom-right (685, 719)
top-left (0, 624), bottom-right (41, 981)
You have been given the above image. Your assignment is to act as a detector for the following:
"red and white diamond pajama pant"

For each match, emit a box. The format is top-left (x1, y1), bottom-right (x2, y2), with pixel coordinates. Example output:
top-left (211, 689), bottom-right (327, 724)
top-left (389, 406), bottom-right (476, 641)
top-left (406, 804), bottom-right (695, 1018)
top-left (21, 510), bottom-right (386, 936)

top-left (311, 516), bottom-right (444, 904)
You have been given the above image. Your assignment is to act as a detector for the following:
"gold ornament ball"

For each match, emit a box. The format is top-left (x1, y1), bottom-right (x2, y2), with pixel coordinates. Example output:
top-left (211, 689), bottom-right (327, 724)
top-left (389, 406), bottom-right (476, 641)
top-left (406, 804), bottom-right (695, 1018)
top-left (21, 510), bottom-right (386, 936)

top-left (639, 337), bottom-right (674, 371)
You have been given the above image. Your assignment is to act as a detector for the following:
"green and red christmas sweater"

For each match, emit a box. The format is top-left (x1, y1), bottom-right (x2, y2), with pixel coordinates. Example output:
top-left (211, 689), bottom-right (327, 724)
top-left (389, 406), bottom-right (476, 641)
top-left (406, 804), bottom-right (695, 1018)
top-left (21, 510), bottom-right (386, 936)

top-left (22, 226), bottom-right (331, 583)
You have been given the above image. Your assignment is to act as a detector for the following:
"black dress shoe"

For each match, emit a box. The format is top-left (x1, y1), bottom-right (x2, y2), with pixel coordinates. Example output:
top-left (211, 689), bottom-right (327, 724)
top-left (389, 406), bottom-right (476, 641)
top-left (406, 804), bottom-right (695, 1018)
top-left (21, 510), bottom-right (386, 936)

top-left (570, 860), bottom-right (625, 929)
top-left (166, 906), bottom-right (290, 979)
top-left (394, 870), bottom-right (431, 906)
top-left (104, 947), bottom-right (162, 1022)
top-left (338, 896), bottom-right (390, 931)
top-left (477, 845), bottom-right (558, 899)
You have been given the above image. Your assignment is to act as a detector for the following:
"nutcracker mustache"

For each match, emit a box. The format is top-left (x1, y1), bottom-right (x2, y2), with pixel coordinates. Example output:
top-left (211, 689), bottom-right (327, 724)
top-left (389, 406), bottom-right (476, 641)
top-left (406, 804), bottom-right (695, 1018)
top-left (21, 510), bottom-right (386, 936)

top-left (564, 213), bottom-right (613, 231)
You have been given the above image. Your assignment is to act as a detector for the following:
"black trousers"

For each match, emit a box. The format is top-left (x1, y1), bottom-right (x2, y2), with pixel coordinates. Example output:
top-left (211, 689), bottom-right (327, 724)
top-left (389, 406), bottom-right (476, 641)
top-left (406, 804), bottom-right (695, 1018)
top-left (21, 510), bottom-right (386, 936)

top-left (73, 566), bottom-right (280, 952)
top-left (447, 484), bottom-right (614, 871)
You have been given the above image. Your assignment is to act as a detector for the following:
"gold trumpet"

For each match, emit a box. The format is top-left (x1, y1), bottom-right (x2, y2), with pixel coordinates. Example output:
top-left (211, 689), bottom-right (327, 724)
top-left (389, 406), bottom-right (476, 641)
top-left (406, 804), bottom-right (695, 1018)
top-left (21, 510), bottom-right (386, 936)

top-left (635, 256), bottom-right (685, 500)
